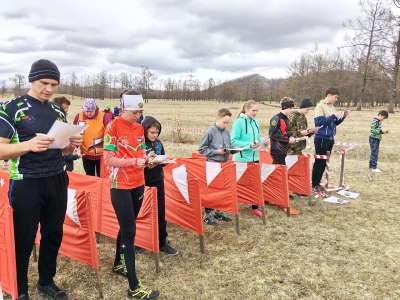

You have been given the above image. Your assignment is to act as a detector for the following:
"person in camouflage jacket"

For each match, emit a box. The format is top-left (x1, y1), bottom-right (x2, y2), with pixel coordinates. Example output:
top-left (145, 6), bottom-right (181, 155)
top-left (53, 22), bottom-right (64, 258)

top-left (288, 98), bottom-right (316, 155)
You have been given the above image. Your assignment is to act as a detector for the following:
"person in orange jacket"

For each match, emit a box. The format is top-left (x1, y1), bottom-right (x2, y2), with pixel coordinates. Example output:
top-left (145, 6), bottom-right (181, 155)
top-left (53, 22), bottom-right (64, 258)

top-left (73, 98), bottom-right (111, 176)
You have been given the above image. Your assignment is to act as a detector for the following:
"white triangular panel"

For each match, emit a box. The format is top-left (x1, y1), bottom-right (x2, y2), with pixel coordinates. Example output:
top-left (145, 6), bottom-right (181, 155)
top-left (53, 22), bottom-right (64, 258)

top-left (66, 188), bottom-right (80, 225)
top-left (206, 161), bottom-right (222, 186)
top-left (285, 155), bottom-right (298, 170)
top-left (172, 165), bottom-right (190, 204)
top-left (261, 164), bottom-right (276, 182)
top-left (235, 162), bottom-right (248, 182)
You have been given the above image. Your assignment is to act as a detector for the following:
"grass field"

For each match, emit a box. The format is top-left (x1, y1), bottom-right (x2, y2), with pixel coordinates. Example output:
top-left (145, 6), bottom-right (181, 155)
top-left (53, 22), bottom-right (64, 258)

top-left (12, 96), bottom-right (400, 299)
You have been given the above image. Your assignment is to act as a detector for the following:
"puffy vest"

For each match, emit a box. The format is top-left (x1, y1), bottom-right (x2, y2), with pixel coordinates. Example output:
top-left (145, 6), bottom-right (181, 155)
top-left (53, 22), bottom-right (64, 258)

top-left (78, 111), bottom-right (105, 157)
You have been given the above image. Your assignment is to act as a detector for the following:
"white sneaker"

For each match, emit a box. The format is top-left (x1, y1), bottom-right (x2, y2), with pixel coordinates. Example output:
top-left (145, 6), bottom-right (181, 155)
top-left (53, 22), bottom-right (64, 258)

top-left (371, 168), bottom-right (382, 173)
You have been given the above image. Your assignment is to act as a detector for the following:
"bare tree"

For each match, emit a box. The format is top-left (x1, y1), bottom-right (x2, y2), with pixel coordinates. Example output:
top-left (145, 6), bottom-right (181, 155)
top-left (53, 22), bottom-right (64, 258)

top-left (138, 66), bottom-right (154, 103)
top-left (345, 0), bottom-right (389, 110)
top-left (206, 77), bottom-right (215, 100)
top-left (384, 7), bottom-right (400, 112)
top-left (1, 80), bottom-right (6, 97)
top-left (9, 74), bottom-right (26, 96)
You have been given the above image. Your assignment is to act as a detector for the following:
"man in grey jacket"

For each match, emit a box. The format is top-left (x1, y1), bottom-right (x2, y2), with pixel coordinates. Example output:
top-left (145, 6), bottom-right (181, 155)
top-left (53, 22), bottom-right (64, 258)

top-left (198, 108), bottom-right (233, 225)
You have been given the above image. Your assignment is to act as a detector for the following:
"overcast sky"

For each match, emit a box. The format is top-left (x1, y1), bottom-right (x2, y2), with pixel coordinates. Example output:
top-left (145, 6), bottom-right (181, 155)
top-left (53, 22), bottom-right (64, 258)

top-left (0, 0), bottom-right (362, 84)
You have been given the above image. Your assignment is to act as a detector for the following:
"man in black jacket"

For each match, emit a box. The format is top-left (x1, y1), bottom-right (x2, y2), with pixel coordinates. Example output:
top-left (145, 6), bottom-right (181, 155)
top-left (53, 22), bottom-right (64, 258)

top-left (0, 59), bottom-right (82, 300)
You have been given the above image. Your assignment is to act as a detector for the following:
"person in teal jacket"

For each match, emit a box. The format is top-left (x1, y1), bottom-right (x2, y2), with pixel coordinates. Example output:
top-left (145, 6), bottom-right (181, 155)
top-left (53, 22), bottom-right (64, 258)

top-left (231, 100), bottom-right (264, 218)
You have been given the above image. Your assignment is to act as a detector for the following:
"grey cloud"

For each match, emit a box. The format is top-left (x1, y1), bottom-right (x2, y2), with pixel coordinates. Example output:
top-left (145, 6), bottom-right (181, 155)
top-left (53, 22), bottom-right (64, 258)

top-left (2, 11), bottom-right (31, 19)
top-left (0, 0), bottom-right (361, 79)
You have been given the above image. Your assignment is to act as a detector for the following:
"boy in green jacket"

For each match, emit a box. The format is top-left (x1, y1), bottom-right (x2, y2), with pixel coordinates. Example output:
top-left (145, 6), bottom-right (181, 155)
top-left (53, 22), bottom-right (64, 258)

top-left (369, 110), bottom-right (389, 174)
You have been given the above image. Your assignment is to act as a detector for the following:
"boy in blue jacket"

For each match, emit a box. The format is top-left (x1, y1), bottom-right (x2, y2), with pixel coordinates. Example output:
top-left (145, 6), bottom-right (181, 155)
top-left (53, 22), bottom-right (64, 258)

top-left (312, 88), bottom-right (349, 195)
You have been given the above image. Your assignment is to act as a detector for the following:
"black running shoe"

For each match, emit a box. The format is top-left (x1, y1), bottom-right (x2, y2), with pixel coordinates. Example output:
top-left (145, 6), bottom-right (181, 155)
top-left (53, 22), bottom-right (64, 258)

top-left (37, 282), bottom-right (68, 300)
top-left (203, 213), bottom-right (216, 225)
top-left (214, 211), bottom-right (232, 222)
top-left (128, 283), bottom-right (159, 299)
top-left (135, 246), bottom-right (145, 254)
top-left (112, 263), bottom-right (128, 277)
top-left (17, 293), bottom-right (30, 300)
top-left (160, 241), bottom-right (179, 256)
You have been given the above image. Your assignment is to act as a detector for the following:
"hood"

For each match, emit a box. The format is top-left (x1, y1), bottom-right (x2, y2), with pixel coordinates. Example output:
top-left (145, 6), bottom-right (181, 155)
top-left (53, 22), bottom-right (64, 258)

top-left (142, 116), bottom-right (162, 141)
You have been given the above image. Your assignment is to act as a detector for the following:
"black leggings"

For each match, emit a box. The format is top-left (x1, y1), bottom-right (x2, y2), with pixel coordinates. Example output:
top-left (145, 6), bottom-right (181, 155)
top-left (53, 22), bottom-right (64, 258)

top-left (312, 138), bottom-right (334, 187)
top-left (9, 172), bottom-right (68, 294)
top-left (111, 186), bottom-right (144, 290)
top-left (82, 157), bottom-right (101, 177)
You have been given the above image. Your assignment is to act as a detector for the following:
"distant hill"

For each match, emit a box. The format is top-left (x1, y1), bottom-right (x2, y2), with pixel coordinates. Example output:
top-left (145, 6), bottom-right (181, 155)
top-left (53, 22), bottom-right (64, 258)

top-left (210, 73), bottom-right (285, 101)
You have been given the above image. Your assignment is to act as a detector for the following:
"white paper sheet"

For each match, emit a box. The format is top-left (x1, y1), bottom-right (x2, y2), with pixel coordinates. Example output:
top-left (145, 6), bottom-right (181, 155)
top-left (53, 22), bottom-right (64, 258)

top-left (226, 146), bottom-right (248, 151)
top-left (337, 190), bottom-right (360, 199)
top-left (152, 155), bottom-right (168, 163)
top-left (323, 196), bottom-right (349, 205)
top-left (45, 120), bottom-right (84, 149)
top-left (160, 160), bottom-right (176, 164)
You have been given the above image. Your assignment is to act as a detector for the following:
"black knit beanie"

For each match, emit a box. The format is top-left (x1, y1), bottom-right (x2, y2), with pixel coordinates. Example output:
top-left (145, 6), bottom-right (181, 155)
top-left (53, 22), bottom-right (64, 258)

top-left (28, 59), bottom-right (60, 83)
top-left (281, 98), bottom-right (295, 110)
top-left (299, 98), bottom-right (314, 109)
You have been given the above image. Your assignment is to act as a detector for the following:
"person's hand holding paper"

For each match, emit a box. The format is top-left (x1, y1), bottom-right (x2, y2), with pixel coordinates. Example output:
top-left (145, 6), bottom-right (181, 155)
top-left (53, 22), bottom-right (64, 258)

top-left (45, 120), bottom-right (85, 149)
top-left (69, 134), bottom-right (83, 148)
top-left (29, 134), bottom-right (55, 152)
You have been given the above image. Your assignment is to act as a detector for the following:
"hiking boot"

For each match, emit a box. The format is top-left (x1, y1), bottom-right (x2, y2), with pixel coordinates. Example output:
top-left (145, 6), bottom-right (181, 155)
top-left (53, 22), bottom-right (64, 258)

top-left (160, 241), bottom-right (179, 256)
top-left (128, 283), bottom-right (159, 299)
top-left (203, 213), bottom-right (216, 225)
top-left (250, 208), bottom-right (263, 218)
top-left (214, 211), bottom-right (232, 222)
top-left (37, 282), bottom-right (68, 300)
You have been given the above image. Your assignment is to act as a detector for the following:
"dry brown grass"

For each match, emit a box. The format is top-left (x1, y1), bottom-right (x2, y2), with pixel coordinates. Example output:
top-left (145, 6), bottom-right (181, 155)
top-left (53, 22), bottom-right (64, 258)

top-left (10, 96), bottom-right (400, 299)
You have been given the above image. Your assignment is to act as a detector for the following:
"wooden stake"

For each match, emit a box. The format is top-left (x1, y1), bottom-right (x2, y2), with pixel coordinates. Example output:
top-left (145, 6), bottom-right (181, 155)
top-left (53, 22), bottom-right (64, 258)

top-left (154, 253), bottom-right (160, 274)
top-left (199, 234), bottom-right (205, 255)
top-left (33, 245), bottom-right (37, 262)
top-left (95, 268), bottom-right (104, 299)
top-left (235, 214), bottom-right (240, 236)
top-left (262, 205), bottom-right (266, 225)
top-left (339, 152), bottom-right (346, 187)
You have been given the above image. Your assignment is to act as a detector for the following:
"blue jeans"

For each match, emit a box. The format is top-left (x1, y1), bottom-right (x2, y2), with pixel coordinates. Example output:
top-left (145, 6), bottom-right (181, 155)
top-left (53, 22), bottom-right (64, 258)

top-left (369, 137), bottom-right (380, 169)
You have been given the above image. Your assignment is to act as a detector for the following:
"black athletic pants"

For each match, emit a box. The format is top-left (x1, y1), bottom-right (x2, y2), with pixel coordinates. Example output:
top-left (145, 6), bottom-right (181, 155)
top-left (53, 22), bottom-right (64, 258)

top-left (146, 180), bottom-right (168, 247)
top-left (9, 172), bottom-right (68, 295)
top-left (82, 157), bottom-right (101, 177)
top-left (271, 152), bottom-right (287, 165)
top-left (111, 186), bottom-right (144, 290)
top-left (312, 138), bottom-right (334, 188)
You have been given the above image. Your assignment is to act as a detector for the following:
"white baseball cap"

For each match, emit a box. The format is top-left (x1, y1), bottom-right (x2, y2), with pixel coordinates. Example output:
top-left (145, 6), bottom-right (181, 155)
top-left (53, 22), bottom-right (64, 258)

top-left (121, 94), bottom-right (144, 111)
